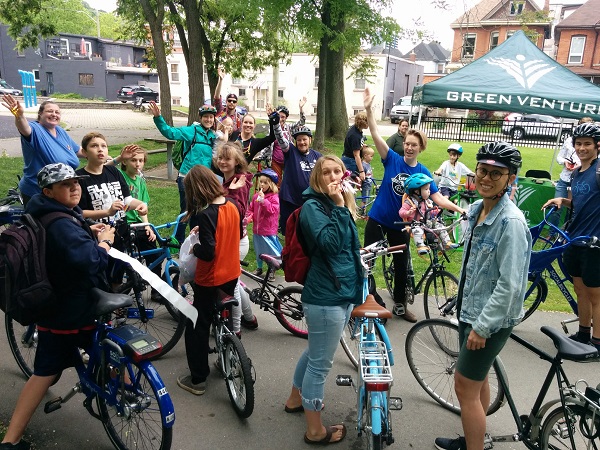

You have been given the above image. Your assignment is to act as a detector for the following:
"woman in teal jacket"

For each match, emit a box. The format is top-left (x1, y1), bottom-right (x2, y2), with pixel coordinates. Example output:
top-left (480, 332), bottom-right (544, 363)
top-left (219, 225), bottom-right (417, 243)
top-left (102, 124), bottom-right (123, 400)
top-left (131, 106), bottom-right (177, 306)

top-left (284, 155), bottom-right (362, 446)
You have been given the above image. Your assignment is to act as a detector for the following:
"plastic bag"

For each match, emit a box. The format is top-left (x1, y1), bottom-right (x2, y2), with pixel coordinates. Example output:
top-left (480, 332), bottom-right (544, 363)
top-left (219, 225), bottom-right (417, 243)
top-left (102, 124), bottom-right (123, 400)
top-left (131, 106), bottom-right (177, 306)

top-left (178, 232), bottom-right (199, 286)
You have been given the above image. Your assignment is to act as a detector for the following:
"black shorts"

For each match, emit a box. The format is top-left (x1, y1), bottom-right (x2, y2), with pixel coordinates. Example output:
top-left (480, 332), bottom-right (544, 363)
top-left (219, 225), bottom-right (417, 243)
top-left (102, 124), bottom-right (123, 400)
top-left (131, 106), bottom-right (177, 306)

top-left (563, 245), bottom-right (600, 288)
top-left (33, 328), bottom-right (94, 377)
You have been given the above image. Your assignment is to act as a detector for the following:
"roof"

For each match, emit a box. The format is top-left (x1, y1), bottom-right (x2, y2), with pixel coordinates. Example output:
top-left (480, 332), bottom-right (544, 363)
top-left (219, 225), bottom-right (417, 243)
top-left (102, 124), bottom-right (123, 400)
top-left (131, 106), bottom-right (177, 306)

top-left (451, 0), bottom-right (543, 27)
top-left (402, 42), bottom-right (450, 62)
top-left (555, 0), bottom-right (600, 29)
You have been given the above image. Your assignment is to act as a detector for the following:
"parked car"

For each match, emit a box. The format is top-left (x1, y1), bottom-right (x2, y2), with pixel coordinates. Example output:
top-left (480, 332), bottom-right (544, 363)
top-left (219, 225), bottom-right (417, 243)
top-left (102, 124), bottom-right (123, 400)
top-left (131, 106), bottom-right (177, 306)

top-left (501, 113), bottom-right (574, 142)
top-left (0, 79), bottom-right (23, 96)
top-left (390, 96), bottom-right (427, 124)
top-left (117, 86), bottom-right (159, 103)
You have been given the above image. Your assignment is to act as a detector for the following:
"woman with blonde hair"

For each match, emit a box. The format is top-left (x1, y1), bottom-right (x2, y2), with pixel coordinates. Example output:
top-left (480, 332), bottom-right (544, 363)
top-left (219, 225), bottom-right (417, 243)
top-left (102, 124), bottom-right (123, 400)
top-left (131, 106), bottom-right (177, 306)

top-left (284, 155), bottom-right (362, 446)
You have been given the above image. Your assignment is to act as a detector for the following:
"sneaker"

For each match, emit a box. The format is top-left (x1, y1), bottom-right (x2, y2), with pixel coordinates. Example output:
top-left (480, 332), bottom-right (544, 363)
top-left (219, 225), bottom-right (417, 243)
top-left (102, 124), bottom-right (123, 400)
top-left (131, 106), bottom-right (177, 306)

top-left (392, 303), bottom-right (405, 316)
top-left (177, 375), bottom-right (206, 395)
top-left (241, 315), bottom-right (259, 330)
top-left (0, 441), bottom-right (31, 450)
top-left (268, 271), bottom-right (275, 282)
top-left (569, 332), bottom-right (591, 345)
top-left (252, 268), bottom-right (263, 277)
top-left (417, 245), bottom-right (430, 255)
top-left (434, 436), bottom-right (466, 450)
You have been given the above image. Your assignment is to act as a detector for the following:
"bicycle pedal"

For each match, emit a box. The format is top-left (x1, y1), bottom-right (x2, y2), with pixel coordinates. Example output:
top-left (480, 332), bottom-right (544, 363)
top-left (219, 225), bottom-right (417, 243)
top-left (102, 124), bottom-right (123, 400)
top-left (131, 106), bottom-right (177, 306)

top-left (44, 397), bottom-right (63, 413)
top-left (389, 396), bottom-right (403, 410)
top-left (336, 375), bottom-right (353, 386)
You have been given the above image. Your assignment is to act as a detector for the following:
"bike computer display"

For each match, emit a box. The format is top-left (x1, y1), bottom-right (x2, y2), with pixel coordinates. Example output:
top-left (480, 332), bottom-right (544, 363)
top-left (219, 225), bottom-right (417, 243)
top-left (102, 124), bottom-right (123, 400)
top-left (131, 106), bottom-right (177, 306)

top-left (108, 324), bottom-right (162, 362)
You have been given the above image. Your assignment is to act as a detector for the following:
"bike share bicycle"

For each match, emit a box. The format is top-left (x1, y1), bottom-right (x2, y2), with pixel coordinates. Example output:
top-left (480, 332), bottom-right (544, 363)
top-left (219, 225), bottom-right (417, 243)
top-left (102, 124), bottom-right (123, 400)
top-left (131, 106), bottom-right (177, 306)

top-left (337, 240), bottom-right (405, 449)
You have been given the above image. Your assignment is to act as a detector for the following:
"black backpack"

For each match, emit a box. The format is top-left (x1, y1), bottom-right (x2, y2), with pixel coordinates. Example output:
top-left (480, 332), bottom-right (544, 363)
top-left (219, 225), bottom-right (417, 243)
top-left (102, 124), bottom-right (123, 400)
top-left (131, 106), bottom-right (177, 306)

top-left (0, 212), bottom-right (70, 325)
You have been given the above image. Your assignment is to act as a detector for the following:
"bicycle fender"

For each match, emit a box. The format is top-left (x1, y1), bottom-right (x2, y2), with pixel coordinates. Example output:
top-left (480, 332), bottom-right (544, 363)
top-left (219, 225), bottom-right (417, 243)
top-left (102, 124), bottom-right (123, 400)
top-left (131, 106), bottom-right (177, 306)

top-left (140, 361), bottom-right (175, 428)
top-left (370, 391), bottom-right (383, 435)
top-left (376, 322), bottom-right (395, 366)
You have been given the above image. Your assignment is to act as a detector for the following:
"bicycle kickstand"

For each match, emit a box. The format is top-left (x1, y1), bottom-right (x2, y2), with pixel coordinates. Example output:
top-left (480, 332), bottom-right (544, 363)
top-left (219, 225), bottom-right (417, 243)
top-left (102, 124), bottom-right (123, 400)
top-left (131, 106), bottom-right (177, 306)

top-left (560, 317), bottom-right (578, 334)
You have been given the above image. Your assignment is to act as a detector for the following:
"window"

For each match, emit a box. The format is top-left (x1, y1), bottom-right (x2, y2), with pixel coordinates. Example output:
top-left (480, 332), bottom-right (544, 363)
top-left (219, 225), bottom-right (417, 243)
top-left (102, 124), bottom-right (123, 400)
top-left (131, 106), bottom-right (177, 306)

top-left (232, 77), bottom-right (241, 85)
top-left (510, 1), bottom-right (524, 15)
top-left (60, 38), bottom-right (69, 56)
top-left (490, 32), bottom-right (499, 50)
top-left (17, 48), bottom-right (25, 57)
top-left (462, 34), bottom-right (476, 58)
top-left (278, 89), bottom-right (284, 98)
top-left (141, 75), bottom-right (149, 81)
top-left (313, 105), bottom-right (318, 115)
top-left (353, 109), bottom-right (364, 116)
top-left (173, 31), bottom-right (181, 48)
top-left (117, 74), bottom-right (125, 80)
top-left (314, 67), bottom-right (319, 88)
top-left (437, 63), bottom-right (444, 74)
top-left (172, 97), bottom-right (181, 106)
top-left (256, 98), bottom-right (265, 109)
top-left (238, 88), bottom-right (246, 97)
top-left (33, 70), bottom-right (40, 81)
top-left (568, 36), bottom-right (586, 64)
top-left (355, 78), bottom-right (366, 89)
top-left (79, 73), bottom-right (93, 86)
top-left (506, 30), bottom-right (516, 40)
top-left (170, 63), bottom-right (179, 82)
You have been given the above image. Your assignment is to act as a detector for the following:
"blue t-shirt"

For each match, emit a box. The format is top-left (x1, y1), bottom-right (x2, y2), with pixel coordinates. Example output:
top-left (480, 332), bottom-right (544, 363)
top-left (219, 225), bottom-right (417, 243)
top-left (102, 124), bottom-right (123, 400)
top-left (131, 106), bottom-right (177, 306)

top-left (368, 150), bottom-right (438, 230)
top-left (568, 158), bottom-right (600, 241)
top-left (20, 121), bottom-right (80, 197)
top-left (280, 144), bottom-right (322, 206)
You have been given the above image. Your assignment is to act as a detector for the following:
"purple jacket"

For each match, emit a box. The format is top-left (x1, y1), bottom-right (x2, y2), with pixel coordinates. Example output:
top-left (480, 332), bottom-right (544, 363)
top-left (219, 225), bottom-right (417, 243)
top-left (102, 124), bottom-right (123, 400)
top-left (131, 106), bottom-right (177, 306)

top-left (247, 191), bottom-right (280, 236)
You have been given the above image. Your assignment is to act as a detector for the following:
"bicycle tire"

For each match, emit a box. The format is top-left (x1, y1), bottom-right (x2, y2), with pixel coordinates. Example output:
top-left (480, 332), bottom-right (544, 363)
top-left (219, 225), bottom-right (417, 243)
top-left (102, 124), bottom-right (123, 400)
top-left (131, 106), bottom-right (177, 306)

top-left (223, 334), bottom-right (255, 418)
top-left (366, 390), bottom-right (385, 450)
top-left (96, 362), bottom-right (173, 450)
top-left (5, 314), bottom-right (37, 378)
top-left (405, 319), bottom-right (506, 415)
top-left (381, 253), bottom-right (395, 301)
top-left (162, 265), bottom-right (192, 321)
top-left (115, 266), bottom-right (186, 359)
top-left (522, 276), bottom-right (548, 322)
top-left (340, 319), bottom-right (385, 370)
top-left (423, 270), bottom-right (459, 320)
top-left (273, 286), bottom-right (307, 339)
top-left (540, 403), bottom-right (600, 449)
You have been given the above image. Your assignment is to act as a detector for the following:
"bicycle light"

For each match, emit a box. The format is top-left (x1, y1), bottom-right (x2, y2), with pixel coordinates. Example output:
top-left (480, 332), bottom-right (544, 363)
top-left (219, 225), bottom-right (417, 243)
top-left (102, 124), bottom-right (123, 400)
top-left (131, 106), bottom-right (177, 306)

top-left (365, 382), bottom-right (392, 392)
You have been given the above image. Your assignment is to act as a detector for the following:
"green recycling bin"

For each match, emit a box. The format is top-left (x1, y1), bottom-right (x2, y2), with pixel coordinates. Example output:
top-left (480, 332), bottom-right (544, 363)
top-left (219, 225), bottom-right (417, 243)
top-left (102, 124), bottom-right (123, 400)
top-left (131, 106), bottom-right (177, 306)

top-left (515, 177), bottom-right (556, 226)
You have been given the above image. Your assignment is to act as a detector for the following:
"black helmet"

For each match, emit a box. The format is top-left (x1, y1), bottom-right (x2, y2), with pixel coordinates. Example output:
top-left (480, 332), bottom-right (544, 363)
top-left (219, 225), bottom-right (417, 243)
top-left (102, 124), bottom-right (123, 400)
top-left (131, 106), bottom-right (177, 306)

top-left (292, 126), bottom-right (312, 139)
top-left (276, 105), bottom-right (289, 117)
top-left (572, 123), bottom-right (600, 143)
top-left (198, 104), bottom-right (217, 116)
top-left (476, 141), bottom-right (522, 174)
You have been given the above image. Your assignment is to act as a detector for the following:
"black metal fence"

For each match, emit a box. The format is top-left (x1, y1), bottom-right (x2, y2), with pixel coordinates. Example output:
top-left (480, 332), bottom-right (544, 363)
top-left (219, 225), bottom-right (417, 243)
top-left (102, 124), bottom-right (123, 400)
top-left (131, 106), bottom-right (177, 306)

top-left (415, 116), bottom-right (575, 149)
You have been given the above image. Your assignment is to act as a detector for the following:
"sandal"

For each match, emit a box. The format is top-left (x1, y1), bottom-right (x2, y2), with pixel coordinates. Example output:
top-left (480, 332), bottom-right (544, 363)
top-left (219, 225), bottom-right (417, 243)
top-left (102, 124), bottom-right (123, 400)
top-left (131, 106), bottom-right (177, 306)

top-left (304, 424), bottom-right (347, 445)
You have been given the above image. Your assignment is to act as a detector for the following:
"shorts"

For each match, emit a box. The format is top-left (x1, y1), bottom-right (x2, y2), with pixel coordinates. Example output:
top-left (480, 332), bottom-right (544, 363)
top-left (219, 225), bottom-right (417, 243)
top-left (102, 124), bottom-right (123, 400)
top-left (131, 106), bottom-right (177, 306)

top-left (456, 321), bottom-right (512, 381)
top-left (563, 245), bottom-right (600, 288)
top-left (439, 187), bottom-right (457, 198)
top-left (33, 328), bottom-right (95, 377)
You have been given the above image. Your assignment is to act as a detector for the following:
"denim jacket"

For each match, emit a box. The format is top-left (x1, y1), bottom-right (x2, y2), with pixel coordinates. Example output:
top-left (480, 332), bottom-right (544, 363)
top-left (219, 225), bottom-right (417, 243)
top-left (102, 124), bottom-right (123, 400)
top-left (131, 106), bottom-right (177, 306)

top-left (459, 195), bottom-right (532, 338)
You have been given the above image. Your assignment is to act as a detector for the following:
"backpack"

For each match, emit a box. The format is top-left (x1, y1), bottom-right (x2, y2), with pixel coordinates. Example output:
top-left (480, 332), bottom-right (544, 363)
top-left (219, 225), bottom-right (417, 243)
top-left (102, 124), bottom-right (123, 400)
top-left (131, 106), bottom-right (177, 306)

top-left (0, 212), bottom-right (70, 325)
top-left (281, 198), bottom-right (341, 289)
top-left (172, 126), bottom-right (198, 170)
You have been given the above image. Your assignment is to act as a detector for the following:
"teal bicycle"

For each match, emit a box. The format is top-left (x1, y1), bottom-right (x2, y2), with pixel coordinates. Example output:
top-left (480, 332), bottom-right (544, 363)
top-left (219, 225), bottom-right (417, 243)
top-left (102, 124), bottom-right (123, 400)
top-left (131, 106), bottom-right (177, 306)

top-left (337, 240), bottom-right (406, 449)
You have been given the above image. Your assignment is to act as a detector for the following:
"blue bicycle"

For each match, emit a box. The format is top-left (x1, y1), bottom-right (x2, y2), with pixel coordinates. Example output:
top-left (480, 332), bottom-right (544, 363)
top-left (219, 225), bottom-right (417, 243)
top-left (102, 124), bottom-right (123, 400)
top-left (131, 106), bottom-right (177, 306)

top-left (43, 288), bottom-right (175, 449)
top-left (337, 240), bottom-right (405, 449)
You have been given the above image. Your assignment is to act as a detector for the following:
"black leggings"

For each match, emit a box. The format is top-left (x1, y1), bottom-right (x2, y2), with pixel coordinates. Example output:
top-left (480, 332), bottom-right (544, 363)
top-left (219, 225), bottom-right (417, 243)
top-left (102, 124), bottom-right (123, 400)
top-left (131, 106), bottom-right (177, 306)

top-left (364, 218), bottom-right (410, 306)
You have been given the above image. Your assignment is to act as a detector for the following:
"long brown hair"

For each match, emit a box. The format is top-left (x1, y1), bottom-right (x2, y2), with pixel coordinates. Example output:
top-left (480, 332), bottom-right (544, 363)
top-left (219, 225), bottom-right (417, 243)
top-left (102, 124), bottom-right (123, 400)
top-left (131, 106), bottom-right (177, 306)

top-left (215, 141), bottom-right (248, 174)
top-left (183, 165), bottom-right (226, 219)
top-left (309, 155), bottom-right (358, 219)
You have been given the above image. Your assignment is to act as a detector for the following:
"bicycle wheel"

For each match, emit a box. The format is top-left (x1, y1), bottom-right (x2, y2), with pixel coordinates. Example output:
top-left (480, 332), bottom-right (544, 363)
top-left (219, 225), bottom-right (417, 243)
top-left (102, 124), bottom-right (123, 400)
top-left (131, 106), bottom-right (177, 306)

top-left (162, 265), bottom-right (192, 321)
top-left (540, 404), bottom-right (600, 449)
top-left (405, 319), bottom-right (506, 415)
top-left (115, 267), bottom-right (186, 358)
top-left (5, 315), bottom-right (37, 378)
top-left (96, 362), bottom-right (173, 450)
top-left (381, 253), bottom-right (395, 301)
top-left (423, 270), bottom-right (459, 319)
top-left (521, 276), bottom-right (548, 322)
top-left (273, 286), bottom-right (307, 339)
top-left (365, 390), bottom-right (385, 450)
top-left (223, 334), bottom-right (255, 418)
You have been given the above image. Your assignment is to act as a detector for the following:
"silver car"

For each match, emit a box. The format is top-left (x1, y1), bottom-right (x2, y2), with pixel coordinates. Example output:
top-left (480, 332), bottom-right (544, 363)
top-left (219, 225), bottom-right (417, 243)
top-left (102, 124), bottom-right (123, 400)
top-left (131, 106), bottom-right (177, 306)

top-left (501, 113), bottom-right (574, 142)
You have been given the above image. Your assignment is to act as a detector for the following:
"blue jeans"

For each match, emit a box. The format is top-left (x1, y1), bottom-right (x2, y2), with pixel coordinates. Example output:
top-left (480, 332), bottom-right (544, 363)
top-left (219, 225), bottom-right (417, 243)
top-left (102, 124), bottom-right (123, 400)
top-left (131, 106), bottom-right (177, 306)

top-left (341, 155), bottom-right (358, 174)
top-left (293, 303), bottom-right (352, 412)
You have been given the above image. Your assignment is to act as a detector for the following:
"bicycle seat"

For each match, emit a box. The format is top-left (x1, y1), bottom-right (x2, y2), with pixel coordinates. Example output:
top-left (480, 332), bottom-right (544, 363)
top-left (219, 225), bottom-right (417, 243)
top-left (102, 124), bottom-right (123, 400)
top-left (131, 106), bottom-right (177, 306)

top-left (351, 294), bottom-right (392, 319)
top-left (541, 326), bottom-right (599, 362)
top-left (216, 290), bottom-right (238, 311)
top-left (91, 288), bottom-right (133, 316)
top-left (260, 254), bottom-right (282, 270)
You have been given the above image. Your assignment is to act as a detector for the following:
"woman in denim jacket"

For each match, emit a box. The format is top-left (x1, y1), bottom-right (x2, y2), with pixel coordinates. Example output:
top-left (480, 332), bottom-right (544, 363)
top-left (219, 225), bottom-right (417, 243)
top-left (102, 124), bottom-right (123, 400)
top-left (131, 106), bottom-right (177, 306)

top-left (435, 142), bottom-right (532, 450)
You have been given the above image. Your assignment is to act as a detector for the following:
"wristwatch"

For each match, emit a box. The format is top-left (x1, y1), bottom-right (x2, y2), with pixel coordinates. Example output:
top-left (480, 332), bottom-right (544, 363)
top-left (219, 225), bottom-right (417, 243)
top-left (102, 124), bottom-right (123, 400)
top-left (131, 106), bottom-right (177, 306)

top-left (100, 239), bottom-right (113, 248)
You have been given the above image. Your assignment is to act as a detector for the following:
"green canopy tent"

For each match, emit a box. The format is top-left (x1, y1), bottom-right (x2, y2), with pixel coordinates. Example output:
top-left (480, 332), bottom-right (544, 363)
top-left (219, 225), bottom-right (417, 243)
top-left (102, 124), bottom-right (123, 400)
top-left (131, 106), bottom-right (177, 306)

top-left (412, 30), bottom-right (600, 121)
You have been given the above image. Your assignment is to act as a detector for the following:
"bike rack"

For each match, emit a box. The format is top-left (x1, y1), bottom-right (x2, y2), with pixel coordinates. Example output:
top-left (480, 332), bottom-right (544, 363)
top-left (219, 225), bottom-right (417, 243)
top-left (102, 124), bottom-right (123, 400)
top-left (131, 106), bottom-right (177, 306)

top-left (359, 341), bottom-right (393, 385)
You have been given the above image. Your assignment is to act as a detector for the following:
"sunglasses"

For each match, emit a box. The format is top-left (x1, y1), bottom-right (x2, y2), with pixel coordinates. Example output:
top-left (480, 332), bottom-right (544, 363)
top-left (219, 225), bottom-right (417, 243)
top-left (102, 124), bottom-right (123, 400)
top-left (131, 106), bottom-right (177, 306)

top-left (227, 99), bottom-right (237, 103)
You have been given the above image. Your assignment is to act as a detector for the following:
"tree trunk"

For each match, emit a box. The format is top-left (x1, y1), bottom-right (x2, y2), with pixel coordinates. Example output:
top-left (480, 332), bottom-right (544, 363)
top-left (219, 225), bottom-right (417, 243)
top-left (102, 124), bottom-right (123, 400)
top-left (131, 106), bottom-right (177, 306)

top-left (314, 37), bottom-right (328, 151)
top-left (183, 0), bottom-right (205, 125)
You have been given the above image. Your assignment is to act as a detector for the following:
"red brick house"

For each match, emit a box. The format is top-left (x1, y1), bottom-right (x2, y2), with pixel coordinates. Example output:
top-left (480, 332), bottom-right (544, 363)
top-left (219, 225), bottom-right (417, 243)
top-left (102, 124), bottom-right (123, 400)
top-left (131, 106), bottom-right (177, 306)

top-left (554, 0), bottom-right (600, 85)
top-left (449, 0), bottom-right (551, 68)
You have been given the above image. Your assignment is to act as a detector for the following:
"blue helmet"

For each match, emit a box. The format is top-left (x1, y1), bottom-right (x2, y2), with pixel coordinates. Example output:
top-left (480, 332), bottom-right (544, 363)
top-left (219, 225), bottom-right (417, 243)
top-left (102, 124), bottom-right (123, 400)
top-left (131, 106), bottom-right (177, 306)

top-left (404, 173), bottom-right (434, 193)
top-left (256, 168), bottom-right (279, 184)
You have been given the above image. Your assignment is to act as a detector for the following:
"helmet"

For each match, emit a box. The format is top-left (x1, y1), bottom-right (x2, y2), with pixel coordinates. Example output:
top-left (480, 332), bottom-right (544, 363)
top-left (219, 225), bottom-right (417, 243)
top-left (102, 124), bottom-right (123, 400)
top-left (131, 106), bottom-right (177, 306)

top-left (572, 123), bottom-right (600, 143)
top-left (292, 126), bottom-right (312, 139)
top-left (198, 105), bottom-right (217, 116)
top-left (447, 143), bottom-right (463, 155)
top-left (476, 141), bottom-right (522, 174)
top-left (276, 105), bottom-right (289, 117)
top-left (404, 173), bottom-right (434, 193)
top-left (255, 168), bottom-right (279, 184)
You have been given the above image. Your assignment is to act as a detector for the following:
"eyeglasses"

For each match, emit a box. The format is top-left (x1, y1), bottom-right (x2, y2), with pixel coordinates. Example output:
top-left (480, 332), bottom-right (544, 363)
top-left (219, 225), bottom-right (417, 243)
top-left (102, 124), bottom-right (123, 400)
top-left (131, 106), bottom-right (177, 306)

top-left (475, 167), bottom-right (509, 181)
top-left (227, 99), bottom-right (237, 103)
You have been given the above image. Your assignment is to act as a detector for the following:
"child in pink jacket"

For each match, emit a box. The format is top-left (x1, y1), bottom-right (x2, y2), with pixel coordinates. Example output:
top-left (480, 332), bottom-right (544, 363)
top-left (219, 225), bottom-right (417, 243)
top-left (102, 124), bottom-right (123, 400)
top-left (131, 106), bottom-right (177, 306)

top-left (246, 168), bottom-right (282, 281)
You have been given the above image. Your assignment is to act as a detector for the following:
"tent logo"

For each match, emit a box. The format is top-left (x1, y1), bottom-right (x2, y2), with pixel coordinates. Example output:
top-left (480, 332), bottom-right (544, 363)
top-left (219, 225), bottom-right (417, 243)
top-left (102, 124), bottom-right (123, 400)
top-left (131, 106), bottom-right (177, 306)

top-left (486, 54), bottom-right (556, 90)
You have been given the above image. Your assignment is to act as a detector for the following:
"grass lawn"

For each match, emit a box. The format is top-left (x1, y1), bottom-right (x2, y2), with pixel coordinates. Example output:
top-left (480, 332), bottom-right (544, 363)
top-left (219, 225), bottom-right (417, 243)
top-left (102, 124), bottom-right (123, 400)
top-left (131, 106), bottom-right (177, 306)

top-left (0, 137), bottom-right (572, 313)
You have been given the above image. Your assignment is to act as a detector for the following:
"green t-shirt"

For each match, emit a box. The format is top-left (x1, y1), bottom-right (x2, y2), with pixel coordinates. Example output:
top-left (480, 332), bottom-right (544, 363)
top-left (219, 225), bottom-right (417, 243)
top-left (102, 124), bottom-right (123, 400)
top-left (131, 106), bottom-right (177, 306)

top-left (119, 169), bottom-right (149, 224)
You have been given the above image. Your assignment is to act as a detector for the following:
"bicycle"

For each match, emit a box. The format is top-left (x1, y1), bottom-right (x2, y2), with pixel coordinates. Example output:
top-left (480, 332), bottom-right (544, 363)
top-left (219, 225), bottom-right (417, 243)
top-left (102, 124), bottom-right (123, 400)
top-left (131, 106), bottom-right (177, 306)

top-left (42, 287), bottom-right (175, 450)
top-left (337, 240), bottom-right (406, 449)
top-left (442, 173), bottom-right (478, 245)
top-left (381, 213), bottom-right (463, 318)
top-left (406, 317), bottom-right (600, 449)
top-left (354, 177), bottom-right (382, 218)
top-left (240, 255), bottom-right (307, 338)
top-left (0, 181), bottom-right (24, 232)
top-left (210, 291), bottom-right (255, 418)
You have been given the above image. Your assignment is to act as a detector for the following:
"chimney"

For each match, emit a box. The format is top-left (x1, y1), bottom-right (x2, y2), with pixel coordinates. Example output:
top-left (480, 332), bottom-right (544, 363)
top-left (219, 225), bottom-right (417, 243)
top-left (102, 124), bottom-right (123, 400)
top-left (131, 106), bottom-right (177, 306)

top-left (543, 0), bottom-right (549, 11)
top-left (410, 51), bottom-right (416, 62)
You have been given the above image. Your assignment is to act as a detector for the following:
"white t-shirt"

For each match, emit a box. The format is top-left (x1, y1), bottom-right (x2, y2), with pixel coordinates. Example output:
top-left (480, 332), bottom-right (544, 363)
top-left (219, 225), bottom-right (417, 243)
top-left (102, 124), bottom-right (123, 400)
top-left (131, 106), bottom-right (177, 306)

top-left (437, 160), bottom-right (473, 188)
